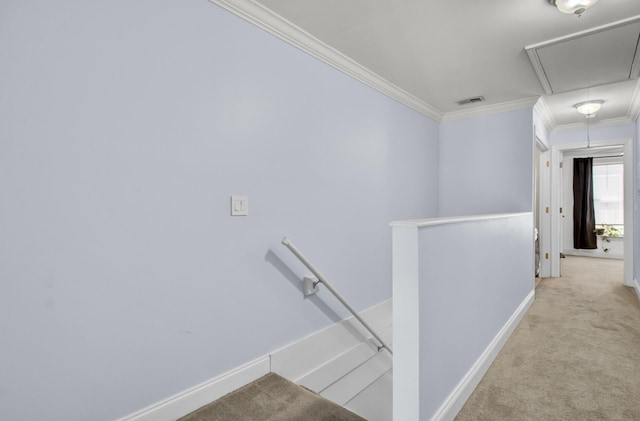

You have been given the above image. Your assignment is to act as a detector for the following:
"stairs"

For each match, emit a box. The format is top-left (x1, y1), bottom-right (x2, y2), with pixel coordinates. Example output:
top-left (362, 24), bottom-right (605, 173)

top-left (178, 372), bottom-right (365, 421)
top-left (118, 300), bottom-right (393, 421)
top-left (176, 333), bottom-right (393, 421)
top-left (295, 324), bottom-right (393, 421)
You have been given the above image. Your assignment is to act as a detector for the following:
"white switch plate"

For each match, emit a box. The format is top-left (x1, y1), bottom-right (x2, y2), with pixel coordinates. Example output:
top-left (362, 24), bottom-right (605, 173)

top-left (231, 195), bottom-right (248, 216)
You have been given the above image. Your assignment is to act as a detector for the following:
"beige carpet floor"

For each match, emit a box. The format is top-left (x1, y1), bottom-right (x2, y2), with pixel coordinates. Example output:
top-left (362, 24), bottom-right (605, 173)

top-left (456, 256), bottom-right (640, 420)
top-left (177, 372), bottom-right (366, 421)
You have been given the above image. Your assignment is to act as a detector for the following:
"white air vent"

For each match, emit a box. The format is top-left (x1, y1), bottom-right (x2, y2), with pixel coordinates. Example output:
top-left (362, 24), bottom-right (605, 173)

top-left (457, 96), bottom-right (485, 105)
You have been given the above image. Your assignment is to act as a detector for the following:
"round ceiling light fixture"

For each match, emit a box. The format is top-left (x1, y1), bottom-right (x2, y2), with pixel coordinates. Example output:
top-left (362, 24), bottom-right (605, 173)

top-left (548, 0), bottom-right (599, 15)
top-left (574, 100), bottom-right (604, 118)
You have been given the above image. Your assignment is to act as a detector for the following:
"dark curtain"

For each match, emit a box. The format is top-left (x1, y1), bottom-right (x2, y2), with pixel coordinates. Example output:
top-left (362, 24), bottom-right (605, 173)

top-left (573, 157), bottom-right (597, 249)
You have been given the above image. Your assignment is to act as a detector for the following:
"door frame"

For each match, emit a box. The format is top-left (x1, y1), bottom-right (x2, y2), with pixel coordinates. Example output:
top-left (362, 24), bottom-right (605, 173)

top-left (535, 127), bottom-right (551, 278)
top-left (550, 136), bottom-right (634, 285)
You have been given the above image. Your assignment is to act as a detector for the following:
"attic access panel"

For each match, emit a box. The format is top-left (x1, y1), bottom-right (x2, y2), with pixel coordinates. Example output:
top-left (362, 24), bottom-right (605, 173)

top-left (526, 17), bottom-right (640, 95)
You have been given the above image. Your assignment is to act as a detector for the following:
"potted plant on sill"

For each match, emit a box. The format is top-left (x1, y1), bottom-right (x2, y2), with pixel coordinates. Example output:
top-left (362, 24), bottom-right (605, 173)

top-left (595, 224), bottom-right (621, 238)
top-left (594, 224), bottom-right (622, 253)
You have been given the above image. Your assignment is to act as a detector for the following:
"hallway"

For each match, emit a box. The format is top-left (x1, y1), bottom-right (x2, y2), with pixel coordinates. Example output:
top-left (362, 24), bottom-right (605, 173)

top-left (456, 256), bottom-right (640, 420)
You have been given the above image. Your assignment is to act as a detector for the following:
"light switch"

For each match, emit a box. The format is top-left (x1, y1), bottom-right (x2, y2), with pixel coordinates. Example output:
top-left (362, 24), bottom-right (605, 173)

top-left (231, 195), bottom-right (248, 216)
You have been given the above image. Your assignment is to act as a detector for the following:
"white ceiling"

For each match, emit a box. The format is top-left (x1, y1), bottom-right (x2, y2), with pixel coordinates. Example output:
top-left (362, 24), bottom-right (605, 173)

top-left (526, 19), bottom-right (640, 95)
top-left (213, 0), bottom-right (640, 129)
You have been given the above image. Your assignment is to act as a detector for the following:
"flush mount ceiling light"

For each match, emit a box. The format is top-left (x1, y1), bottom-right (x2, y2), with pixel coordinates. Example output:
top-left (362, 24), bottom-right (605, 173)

top-left (548, 0), bottom-right (599, 15)
top-left (575, 100), bottom-right (604, 118)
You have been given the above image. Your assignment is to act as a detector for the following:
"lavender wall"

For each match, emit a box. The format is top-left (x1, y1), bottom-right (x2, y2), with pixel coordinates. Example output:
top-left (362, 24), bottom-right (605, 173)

top-left (439, 109), bottom-right (535, 216)
top-left (0, 1), bottom-right (439, 419)
top-left (416, 214), bottom-right (533, 419)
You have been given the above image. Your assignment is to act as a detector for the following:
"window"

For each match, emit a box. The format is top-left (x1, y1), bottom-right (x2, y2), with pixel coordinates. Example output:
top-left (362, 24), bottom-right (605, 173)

top-left (593, 162), bottom-right (623, 235)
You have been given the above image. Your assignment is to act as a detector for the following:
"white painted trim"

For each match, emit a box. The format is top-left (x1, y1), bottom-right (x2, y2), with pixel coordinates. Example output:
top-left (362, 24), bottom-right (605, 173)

top-left (391, 212), bottom-right (531, 228)
top-left (553, 116), bottom-right (635, 132)
top-left (527, 15), bottom-right (640, 49)
top-left (440, 97), bottom-right (539, 123)
top-left (206, 0), bottom-right (545, 124)
top-left (116, 356), bottom-right (270, 421)
top-left (630, 33), bottom-right (640, 80)
top-left (562, 249), bottom-right (623, 260)
top-left (392, 225), bottom-right (420, 421)
top-left (627, 79), bottom-right (640, 122)
top-left (431, 290), bottom-right (535, 421)
top-left (525, 15), bottom-right (640, 96)
top-left (633, 279), bottom-right (640, 302)
top-left (534, 98), bottom-right (557, 134)
top-left (297, 341), bottom-right (379, 393)
top-left (525, 47), bottom-right (552, 95)
top-left (118, 299), bottom-right (392, 421)
top-left (206, 0), bottom-right (442, 121)
top-left (322, 350), bottom-right (392, 405)
top-left (550, 146), bottom-right (563, 277)
top-left (535, 128), bottom-right (552, 278)
top-left (534, 130), bottom-right (550, 152)
top-left (270, 299), bottom-right (391, 384)
top-left (551, 137), bottom-right (634, 283)
top-left (622, 137), bottom-right (635, 286)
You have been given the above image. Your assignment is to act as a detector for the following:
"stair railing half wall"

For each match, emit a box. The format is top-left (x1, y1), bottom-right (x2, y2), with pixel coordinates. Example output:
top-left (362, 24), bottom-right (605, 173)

top-left (281, 237), bottom-right (393, 356)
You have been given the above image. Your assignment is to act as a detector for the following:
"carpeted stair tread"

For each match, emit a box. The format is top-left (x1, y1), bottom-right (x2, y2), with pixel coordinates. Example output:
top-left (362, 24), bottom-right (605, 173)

top-left (178, 372), bottom-right (366, 421)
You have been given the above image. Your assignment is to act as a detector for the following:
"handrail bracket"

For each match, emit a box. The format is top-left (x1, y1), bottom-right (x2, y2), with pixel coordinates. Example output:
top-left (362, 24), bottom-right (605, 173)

top-left (303, 276), bottom-right (320, 296)
top-left (282, 236), bottom-right (393, 356)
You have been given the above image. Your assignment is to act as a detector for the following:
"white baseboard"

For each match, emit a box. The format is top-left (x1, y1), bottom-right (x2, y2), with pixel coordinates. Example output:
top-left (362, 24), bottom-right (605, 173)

top-left (431, 290), bottom-right (535, 421)
top-left (116, 298), bottom-right (391, 421)
top-left (271, 298), bottom-right (391, 385)
top-left (633, 278), bottom-right (640, 302)
top-left (562, 249), bottom-right (623, 260)
top-left (116, 356), bottom-right (270, 421)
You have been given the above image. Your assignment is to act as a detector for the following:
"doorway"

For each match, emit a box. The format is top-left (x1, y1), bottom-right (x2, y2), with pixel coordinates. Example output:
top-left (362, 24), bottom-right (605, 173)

top-left (549, 137), bottom-right (634, 285)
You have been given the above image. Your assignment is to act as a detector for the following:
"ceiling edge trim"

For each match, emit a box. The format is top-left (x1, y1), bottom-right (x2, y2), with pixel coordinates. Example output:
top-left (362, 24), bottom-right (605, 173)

top-left (208, 0), bottom-right (443, 121)
top-left (630, 36), bottom-right (640, 79)
top-left (525, 48), bottom-right (553, 95)
top-left (553, 116), bottom-right (634, 132)
top-left (627, 79), bottom-right (640, 122)
top-left (525, 15), bottom-right (640, 97)
top-left (525, 15), bottom-right (640, 50)
top-left (533, 98), bottom-right (557, 132)
top-left (440, 97), bottom-right (539, 123)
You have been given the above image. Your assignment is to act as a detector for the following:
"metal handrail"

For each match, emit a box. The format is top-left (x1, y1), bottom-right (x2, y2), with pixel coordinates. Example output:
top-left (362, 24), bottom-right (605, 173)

top-left (281, 237), bottom-right (393, 355)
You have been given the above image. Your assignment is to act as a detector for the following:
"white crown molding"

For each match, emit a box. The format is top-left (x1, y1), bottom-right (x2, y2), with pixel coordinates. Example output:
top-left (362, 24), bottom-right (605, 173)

top-left (627, 79), bottom-right (640, 122)
top-left (208, 0), bottom-right (635, 128)
top-left (208, 0), bottom-right (442, 121)
top-left (553, 116), bottom-right (634, 132)
top-left (440, 97), bottom-right (539, 123)
top-left (533, 97), bottom-right (557, 132)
